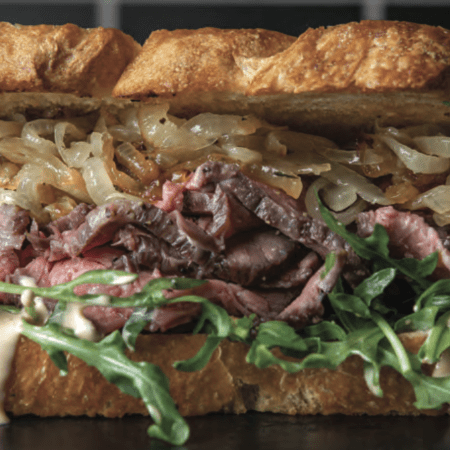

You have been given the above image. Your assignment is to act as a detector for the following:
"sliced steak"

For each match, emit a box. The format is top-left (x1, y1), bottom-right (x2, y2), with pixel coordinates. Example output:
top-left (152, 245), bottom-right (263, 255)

top-left (261, 251), bottom-right (321, 289)
top-left (112, 224), bottom-right (192, 275)
top-left (211, 230), bottom-right (296, 286)
top-left (277, 251), bottom-right (347, 328)
top-left (183, 186), bottom-right (264, 240)
top-left (357, 206), bottom-right (450, 279)
top-left (0, 204), bottom-right (30, 252)
top-left (219, 172), bottom-right (308, 241)
top-left (150, 279), bottom-right (275, 332)
top-left (45, 200), bottom-right (215, 265)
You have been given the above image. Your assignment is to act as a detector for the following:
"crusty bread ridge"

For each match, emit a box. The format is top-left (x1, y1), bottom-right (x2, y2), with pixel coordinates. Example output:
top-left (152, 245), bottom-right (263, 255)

top-left (5, 332), bottom-right (445, 418)
top-left (1, 20), bottom-right (450, 422)
top-left (0, 22), bottom-right (141, 98)
top-left (113, 21), bottom-right (450, 142)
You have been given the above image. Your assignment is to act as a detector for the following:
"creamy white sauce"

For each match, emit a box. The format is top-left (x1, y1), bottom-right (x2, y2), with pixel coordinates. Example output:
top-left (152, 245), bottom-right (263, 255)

top-left (0, 278), bottom-right (51, 424)
top-left (62, 302), bottom-right (100, 342)
top-left (0, 311), bottom-right (23, 424)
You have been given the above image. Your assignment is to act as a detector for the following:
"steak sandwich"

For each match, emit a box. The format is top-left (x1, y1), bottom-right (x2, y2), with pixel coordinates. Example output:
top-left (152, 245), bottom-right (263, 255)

top-left (2, 20), bottom-right (450, 445)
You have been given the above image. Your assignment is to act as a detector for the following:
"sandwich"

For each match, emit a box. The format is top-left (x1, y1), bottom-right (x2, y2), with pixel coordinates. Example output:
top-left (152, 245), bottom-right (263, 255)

top-left (2, 20), bottom-right (450, 445)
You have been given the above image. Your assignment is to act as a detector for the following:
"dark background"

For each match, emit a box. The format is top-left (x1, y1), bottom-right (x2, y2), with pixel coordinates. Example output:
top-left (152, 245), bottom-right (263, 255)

top-left (0, 2), bottom-right (449, 44)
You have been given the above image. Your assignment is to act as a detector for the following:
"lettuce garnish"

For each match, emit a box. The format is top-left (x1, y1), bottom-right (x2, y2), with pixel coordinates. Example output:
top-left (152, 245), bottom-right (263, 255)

top-left (3, 197), bottom-right (450, 444)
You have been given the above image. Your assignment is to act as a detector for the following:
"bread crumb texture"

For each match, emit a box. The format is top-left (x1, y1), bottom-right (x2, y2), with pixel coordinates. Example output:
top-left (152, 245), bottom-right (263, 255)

top-left (113, 21), bottom-right (450, 99)
top-left (0, 23), bottom-right (140, 97)
top-left (4, 333), bottom-right (447, 418)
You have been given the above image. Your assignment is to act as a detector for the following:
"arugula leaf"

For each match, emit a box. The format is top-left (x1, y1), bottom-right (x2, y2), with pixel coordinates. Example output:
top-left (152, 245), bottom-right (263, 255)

top-left (394, 306), bottom-right (440, 332)
top-left (415, 279), bottom-right (450, 310)
top-left (302, 321), bottom-right (347, 342)
top-left (328, 293), bottom-right (372, 319)
top-left (172, 296), bottom-right (233, 372)
top-left (418, 311), bottom-right (450, 364)
top-left (354, 268), bottom-right (396, 306)
top-left (321, 252), bottom-right (337, 279)
top-left (122, 307), bottom-right (154, 351)
top-left (317, 193), bottom-right (437, 291)
top-left (21, 320), bottom-right (190, 446)
top-left (328, 279), bottom-right (371, 332)
top-left (0, 271), bottom-right (206, 308)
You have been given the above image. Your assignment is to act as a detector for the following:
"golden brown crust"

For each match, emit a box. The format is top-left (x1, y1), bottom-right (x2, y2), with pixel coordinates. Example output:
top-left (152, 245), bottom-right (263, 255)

top-left (113, 21), bottom-right (450, 100)
top-left (0, 23), bottom-right (141, 97)
top-left (248, 21), bottom-right (450, 95)
top-left (4, 332), bottom-right (446, 419)
top-left (112, 28), bottom-right (296, 98)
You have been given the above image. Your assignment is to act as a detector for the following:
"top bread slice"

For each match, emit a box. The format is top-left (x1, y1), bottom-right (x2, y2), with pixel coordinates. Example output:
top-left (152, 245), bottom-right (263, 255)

top-left (0, 22), bottom-right (140, 98)
top-left (113, 21), bottom-right (450, 141)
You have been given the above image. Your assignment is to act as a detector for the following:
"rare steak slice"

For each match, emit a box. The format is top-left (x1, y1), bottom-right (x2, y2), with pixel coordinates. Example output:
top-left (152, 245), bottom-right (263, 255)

top-left (358, 206), bottom-right (450, 279)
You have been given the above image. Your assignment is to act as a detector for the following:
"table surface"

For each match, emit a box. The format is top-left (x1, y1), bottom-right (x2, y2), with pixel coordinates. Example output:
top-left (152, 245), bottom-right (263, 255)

top-left (2, 413), bottom-right (450, 450)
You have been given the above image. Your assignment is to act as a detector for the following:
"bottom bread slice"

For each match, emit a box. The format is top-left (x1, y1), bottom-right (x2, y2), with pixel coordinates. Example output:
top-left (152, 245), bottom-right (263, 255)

top-left (3, 332), bottom-right (447, 418)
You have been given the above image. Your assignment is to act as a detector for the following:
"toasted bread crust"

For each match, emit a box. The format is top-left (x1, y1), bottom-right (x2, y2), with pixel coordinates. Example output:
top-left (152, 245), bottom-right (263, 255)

top-left (0, 23), bottom-right (140, 97)
top-left (112, 28), bottom-right (296, 99)
top-left (113, 21), bottom-right (450, 100)
top-left (4, 332), bottom-right (446, 419)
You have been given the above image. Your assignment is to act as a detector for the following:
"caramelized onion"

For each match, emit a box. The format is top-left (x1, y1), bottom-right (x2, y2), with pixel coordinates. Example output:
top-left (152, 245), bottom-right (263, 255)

top-left (266, 130), bottom-right (338, 153)
top-left (322, 162), bottom-right (391, 205)
top-left (44, 196), bottom-right (78, 221)
top-left (250, 165), bottom-right (303, 199)
top-left (95, 133), bottom-right (142, 194)
top-left (220, 144), bottom-right (263, 164)
top-left (0, 187), bottom-right (35, 213)
top-left (0, 161), bottom-right (20, 189)
top-left (321, 182), bottom-right (358, 212)
top-left (414, 136), bottom-right (450, 158)
top-left (433, 211), bottom-right (450, 226)
top-left (384, 182), bottom-right (420, 204)
top-left (219, 135), bottom-right (266, 152)
top-left (183, 113), bottom-right (262, 139)
top-left (55, 122), bottom-right (89, 167)
top-left (115, 142), bottom-right (159, 185)
top-left (138, 104), bottom-right (214, 152)
top-left (119, 106), bottom-right (142, 134)
top-left (264, 132), bottom-right (287, 156)
top-left (108, 125), bottom-right (142, 143)
top-left (0, 138), bottom-right (91, 203)
top-left (380, 135), bottom-right (450, 174)
top-left (408, 185), bottom-right (450, 214)
top-left (82, 157), bottom-right (141, 205)
top-left (21, 119), bottom-right (58, 156)
top-left (262, 154), bottom-right (330, 177)
top-left (305, 177), bottom-right (367, 225)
